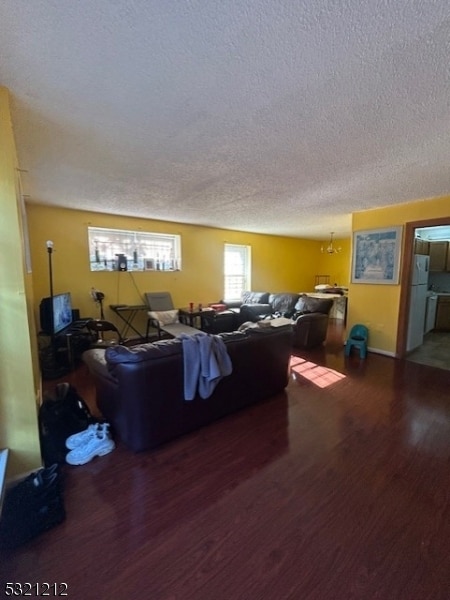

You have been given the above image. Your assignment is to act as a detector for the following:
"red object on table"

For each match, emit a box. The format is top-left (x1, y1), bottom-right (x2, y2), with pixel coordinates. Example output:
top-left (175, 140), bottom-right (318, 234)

top-left (209, 303), bottom-right (227, 312)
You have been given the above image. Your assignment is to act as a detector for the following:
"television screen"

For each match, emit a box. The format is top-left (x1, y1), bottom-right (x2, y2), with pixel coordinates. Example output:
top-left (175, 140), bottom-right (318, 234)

top-left (40, 292), bottom-right (73, 335)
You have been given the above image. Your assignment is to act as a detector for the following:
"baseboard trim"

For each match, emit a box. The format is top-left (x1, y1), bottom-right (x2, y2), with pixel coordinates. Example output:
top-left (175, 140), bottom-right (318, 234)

top-left (367, 346), bottom-right (397, 358)
top-left (344, 342), bottom-right (397, 358)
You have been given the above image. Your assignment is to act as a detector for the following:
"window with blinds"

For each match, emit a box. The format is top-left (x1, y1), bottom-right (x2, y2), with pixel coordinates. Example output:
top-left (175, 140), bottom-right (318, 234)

top-left (224, 243), bottom-right (251, 301)
top-left (88, 227), bottom-right (181, 272)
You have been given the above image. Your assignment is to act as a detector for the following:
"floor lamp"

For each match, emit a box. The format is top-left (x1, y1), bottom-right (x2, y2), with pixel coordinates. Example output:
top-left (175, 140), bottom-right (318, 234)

top-left (41, 240), bottom-right (69, 379)
top-left (46, 240), bottom-right (55, 349)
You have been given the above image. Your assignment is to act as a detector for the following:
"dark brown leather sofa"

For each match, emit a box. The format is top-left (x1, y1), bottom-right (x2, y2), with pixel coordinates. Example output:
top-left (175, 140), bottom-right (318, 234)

top-left (238, 293), bottom-right (334, 348)
top-left (206, 291), bottom-right (333, 349)
top-left (82, 327), bottom-right (293, 452)
top-left (217, 291), bottom-right (299, 326)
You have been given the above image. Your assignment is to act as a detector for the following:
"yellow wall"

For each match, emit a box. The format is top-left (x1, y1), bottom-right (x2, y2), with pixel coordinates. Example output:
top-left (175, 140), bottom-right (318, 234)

top-left (26, 205), bottom-right (350, 333)
top-left (349, 196), bottom-right (450, 354)
top-left (0, 87), bottom-right (42, 477)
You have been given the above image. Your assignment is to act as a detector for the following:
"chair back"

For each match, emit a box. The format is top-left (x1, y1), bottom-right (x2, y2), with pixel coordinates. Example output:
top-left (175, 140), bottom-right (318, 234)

top-left (144, 292), bottom-right (174, 311)
top-left (348, 324), bottom-right (368, 341)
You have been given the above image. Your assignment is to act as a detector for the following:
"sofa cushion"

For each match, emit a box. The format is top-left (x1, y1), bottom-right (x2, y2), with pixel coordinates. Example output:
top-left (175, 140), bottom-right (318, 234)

top-left (294, 294), bottom-right (334, 315)
top-left (105, 338), bottom-right (183, 363)
top-left (269, 293), bottom-right (300, 315)
top-left (241, 291), bottom-right (270, 304)
top-left (239, 303), bottom-right (272, 322)
top-left (148, 309), bottom-right (179, 327)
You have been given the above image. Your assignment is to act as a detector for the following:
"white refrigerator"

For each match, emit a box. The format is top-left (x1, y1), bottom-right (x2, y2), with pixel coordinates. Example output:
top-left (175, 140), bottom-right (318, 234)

top-left (406, 254), bottom-right (430, 352)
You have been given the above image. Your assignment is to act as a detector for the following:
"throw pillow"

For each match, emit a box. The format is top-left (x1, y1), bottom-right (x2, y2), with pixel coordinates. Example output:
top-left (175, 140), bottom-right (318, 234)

top-left (148, 309), bottom-right (179, 327)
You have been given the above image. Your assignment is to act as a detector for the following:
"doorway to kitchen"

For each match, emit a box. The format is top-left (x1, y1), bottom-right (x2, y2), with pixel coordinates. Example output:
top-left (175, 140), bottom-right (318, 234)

top-left (397, 217), bottom-right (450, 372)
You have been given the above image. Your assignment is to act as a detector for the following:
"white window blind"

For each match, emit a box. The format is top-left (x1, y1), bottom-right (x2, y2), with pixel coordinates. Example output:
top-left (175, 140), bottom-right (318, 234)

top-left (224, 244), bottom-right (251, 301)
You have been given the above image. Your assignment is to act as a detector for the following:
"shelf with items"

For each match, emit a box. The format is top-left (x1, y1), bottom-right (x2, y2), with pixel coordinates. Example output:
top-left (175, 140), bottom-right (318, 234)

top-left (88, 226), bottom-right (182, 272)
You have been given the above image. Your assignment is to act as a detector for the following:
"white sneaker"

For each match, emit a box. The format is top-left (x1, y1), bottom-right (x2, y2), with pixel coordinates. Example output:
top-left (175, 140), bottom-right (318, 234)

top-left (65, 423), bottom-right (110, 450)
top-left (66, 431), bottom-right (115, 465)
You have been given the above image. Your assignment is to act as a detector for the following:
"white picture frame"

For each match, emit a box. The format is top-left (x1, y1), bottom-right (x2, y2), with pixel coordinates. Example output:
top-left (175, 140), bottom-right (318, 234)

top-left (351, 226), bottom-right (403, 284)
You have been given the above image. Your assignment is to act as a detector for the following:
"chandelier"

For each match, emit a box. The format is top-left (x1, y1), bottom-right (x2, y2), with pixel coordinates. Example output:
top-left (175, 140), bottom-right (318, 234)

top-left (321, 232), bottom-right (341, 254)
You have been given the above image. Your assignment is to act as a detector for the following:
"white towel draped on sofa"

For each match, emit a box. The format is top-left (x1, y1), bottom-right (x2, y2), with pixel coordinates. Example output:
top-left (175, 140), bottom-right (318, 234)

top-left (180, 332), bottom-right (233, 400)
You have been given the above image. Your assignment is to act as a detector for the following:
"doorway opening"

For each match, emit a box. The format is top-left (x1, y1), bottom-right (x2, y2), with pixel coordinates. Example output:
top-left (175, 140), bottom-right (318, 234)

top-left (397, 218), bottom-right (450, 371)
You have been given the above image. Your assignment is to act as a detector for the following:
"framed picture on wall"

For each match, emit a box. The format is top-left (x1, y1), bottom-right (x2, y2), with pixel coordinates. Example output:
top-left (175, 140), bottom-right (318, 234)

top-left (351, 226), bottom-right (403, 284)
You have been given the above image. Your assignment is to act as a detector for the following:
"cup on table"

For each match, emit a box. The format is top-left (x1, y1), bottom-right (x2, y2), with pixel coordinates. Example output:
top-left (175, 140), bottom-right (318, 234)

top-left (189, 302), bottom-right (194, 312)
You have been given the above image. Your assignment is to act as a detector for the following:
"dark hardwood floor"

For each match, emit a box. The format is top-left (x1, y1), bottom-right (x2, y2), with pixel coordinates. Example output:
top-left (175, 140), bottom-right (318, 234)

top-left (2, 321), bottom-right (450, 599)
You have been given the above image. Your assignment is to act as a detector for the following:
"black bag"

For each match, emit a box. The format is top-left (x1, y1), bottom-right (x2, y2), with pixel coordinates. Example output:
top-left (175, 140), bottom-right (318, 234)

top-left (39, 382), bottom-right (96, 466)
top-left (0, 464), bottom-right (65, 549)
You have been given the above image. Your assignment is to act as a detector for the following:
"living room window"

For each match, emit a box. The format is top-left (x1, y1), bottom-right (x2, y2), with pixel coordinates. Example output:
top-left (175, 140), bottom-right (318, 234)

top-left (88, 227), bottom-right (181, 272)
top-left (224, 243), bottom-right (251, 301)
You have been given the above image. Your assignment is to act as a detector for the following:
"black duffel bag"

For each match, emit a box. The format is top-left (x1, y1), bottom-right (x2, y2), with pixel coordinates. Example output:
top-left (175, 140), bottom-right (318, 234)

top-left (0, 464), bottom-right (65, 549)
top-left (39, 382), bottom-right (96, 466)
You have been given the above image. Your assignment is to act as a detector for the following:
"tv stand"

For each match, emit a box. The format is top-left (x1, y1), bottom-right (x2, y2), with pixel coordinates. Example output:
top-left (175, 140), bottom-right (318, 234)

top-left (38, 319), bottom-right (93, 379)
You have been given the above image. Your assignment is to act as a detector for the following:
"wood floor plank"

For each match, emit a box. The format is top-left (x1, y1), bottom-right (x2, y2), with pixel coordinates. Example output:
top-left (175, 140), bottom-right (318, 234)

top-left (2, 322), bottom-right (450, 599)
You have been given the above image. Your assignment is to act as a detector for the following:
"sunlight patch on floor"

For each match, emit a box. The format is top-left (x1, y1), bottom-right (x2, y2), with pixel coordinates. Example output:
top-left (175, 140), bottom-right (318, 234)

top-left (290, 356), bottom-right (346, 388)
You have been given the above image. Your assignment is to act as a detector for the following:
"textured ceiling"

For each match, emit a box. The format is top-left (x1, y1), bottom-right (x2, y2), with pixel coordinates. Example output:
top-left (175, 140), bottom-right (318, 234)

top-left (1, 0), bottom-right (449, 239)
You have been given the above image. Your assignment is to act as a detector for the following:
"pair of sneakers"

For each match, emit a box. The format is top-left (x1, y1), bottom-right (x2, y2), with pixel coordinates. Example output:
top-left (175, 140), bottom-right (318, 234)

top-left (65, 423), bottom-right (115, 465)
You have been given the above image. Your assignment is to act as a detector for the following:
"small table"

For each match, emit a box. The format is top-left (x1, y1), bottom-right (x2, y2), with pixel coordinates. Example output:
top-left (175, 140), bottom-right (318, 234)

top-left (109, 304), bottom-right (148, 340)
top-left (178, 307), bottom-right (215, 331)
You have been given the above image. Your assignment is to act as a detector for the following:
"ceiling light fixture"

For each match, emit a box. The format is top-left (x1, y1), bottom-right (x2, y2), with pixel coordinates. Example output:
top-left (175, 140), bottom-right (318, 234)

top-left (321, 232), bottom-right (341, 254)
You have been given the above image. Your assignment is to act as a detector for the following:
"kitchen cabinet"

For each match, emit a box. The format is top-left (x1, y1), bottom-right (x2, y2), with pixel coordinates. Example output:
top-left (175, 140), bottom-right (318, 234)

top-left (429, 242), bottom-right (449, 271)
top-left (414, 238), bottom-right (429, 255)
top-left (435, 295), bottom-right (450, 331)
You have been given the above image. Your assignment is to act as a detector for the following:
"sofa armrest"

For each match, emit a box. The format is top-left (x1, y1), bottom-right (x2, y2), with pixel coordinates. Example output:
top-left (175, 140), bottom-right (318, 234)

top-left (292, 313), bottom-right (329, 349)
top-left (82, 349), bottom-right (117, 383)
top-left (221, 300), bottom-right (242, 309)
